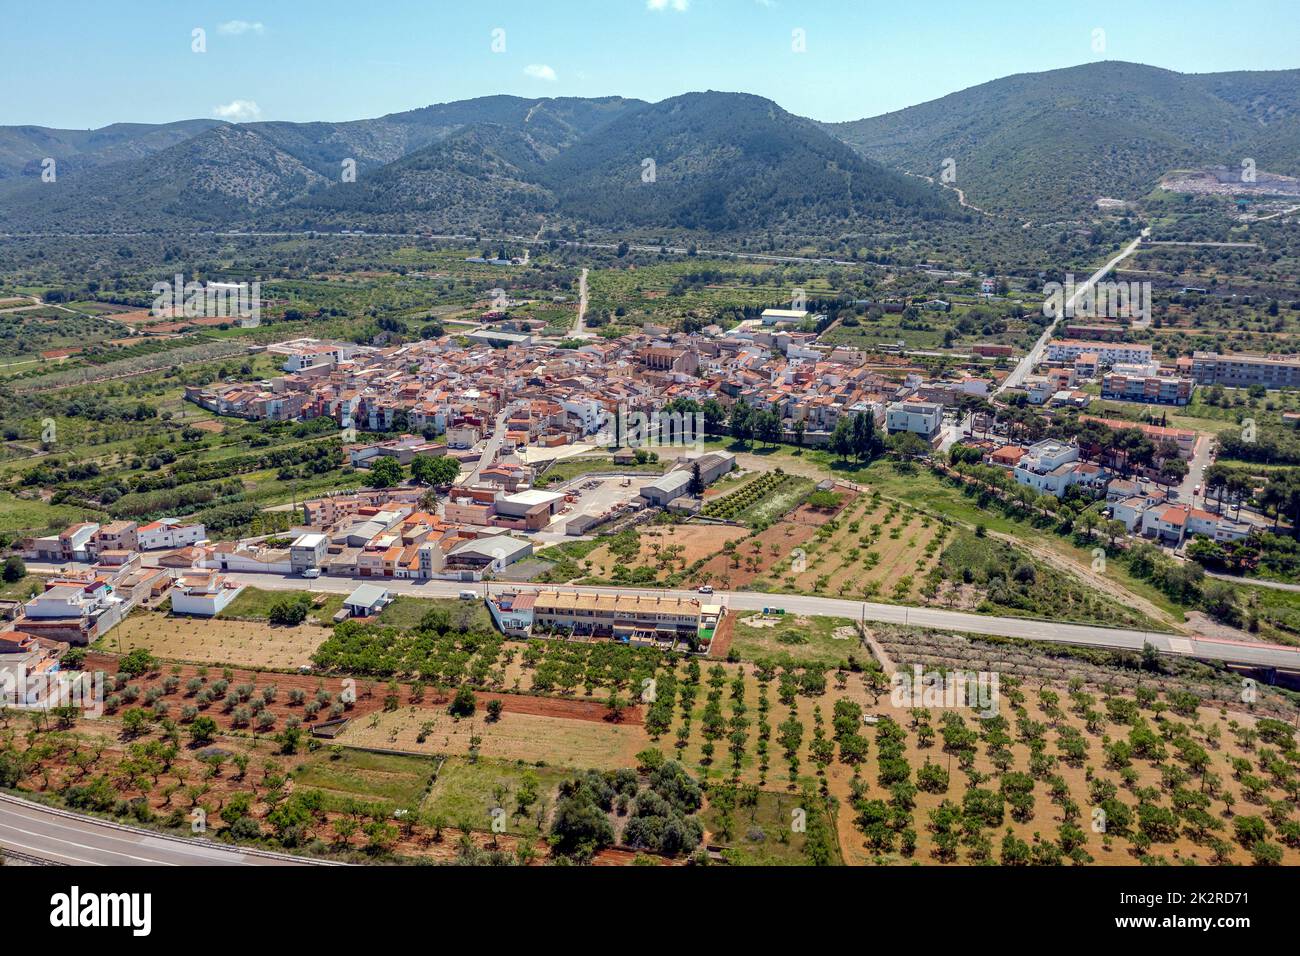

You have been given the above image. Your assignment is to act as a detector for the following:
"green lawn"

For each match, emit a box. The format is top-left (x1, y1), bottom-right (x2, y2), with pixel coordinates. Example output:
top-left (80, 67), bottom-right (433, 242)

top-left (420, 756), bottom-right (568, 835)
top-left (728, 611), bottom-right (862, 667)
top-left (0, 491), bottom-right (99, 536)
top-left (292, 749), bottom-right (436, 814)
top-left (218, 587), bottom-right (346, 623)
top-left (0, 572), bottom-right (40, 601)
top-left (376, 595), bottom-right (493, 631)
top-left (217, 587), bottom-right (492, 631)
top-left (535, 455), bottom-right (665, 487)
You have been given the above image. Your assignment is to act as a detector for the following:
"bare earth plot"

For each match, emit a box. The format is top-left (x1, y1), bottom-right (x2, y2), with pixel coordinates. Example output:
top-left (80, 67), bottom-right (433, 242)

top-left (105, 614), bottom-right (331, 669)
top-left (339, 708), bottom-right (648, 770)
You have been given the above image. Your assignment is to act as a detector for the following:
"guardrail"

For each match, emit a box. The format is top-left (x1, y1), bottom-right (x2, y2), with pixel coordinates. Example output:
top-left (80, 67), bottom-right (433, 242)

top-left (0, 791), bottom-right (347, 866)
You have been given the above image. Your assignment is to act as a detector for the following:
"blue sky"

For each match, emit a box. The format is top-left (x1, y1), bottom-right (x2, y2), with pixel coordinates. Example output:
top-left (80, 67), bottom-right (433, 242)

top-left (7, 0), bottom-right (1299, 127)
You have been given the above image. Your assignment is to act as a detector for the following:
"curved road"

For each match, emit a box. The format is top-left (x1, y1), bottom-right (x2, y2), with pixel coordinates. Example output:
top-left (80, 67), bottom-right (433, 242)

top-left (0, 792), bottom-right (322, 866)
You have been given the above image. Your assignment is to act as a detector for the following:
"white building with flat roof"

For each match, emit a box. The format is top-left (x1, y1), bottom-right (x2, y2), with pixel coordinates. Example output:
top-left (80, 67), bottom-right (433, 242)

top-left (289, 532), bottom-right (328, 573)
top-left (170, 572), bottom-right (244, 616)
top-left (885, 401), bottom-right (942, 439)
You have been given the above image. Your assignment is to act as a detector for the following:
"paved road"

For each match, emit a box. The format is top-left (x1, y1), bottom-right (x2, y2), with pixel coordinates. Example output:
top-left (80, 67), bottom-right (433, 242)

top-left (462, 407), bottom-right (514, 487)
top-left (570, 267), bottom-right (593, 339)
top-left (1178, 433), bottom-right (1213, 504)
top-left (0, 793), bottom-right (317, 866)
top-left (216, 569), bottom-right (1300, 671)
top-left (939, 228), bottom-right (1152, 455)
top-left (1205, 572), bottom-right (1300, 594)
top-left (999, 228), bottom-right (1151, 397)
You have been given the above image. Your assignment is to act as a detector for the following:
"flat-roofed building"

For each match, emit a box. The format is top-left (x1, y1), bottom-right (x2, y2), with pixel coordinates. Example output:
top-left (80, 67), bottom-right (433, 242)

top-left (170, 572), bottom-right (244, 617)
top-left (1046, 340), bottom-right (1152, 366)
top-left (90, 520), bottom-right (138, 556)
top-left (1190, 351), bottom-right (1300, 388)
top-left (290, 532), bottom-right (328, 572)
top-left (885, 400), bottom-right (942, 439)
top-left (1101, 372), bottom-right (1195, 406)
top-left (524, 589), bottom-right (718, 650)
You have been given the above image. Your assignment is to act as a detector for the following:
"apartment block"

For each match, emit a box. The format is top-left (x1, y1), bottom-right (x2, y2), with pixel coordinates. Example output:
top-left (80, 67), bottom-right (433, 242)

top-left (1190, 351), bottom-right (1300, 388)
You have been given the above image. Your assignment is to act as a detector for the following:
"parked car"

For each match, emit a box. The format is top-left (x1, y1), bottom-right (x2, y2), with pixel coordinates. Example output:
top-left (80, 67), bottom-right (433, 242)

top-left (697, 585), bottom-right (714, 595)
top-left (302, 568), bottom-right (321, 579)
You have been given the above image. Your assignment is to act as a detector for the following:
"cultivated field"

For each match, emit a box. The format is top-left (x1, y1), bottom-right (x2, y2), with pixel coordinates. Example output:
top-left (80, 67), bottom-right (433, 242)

top-left (338, 707), bottom-right (646, 770)
top-left (103, 613), bottom-right (332, 669)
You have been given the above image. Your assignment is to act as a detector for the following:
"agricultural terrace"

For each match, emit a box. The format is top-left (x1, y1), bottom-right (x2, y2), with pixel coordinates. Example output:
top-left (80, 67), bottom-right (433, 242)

top-left (5, 595), bottom-right (1300, 868)
top-left (702, 441), bottom-right (1186, 628)
top-left (93, 593), bottom-right (495, 671)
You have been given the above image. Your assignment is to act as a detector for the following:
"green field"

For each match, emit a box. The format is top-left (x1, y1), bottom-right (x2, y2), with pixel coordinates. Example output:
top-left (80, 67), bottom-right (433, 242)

top-left (291, 748), bottom-right (436, 814)
top-left (420, 756), bottom-right (569, 835)
top-left (727, 612), bottom-right (862, 667)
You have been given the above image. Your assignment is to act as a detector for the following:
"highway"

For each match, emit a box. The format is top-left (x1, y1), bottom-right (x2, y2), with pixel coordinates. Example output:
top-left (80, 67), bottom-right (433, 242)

top-left (222, 569), bottom-right (1300, 671)
top-left (0, 792), bottom-right (322, 866)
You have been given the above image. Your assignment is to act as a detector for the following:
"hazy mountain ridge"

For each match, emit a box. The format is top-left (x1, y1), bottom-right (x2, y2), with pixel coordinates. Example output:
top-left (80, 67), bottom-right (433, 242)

top-left (0, 91), bottom-right (948, 233)
top-left (0, 118), bottom-right (227, 181)
top-left (3, 63), bottom-right (1296, 233)
top-left (828, 62), bottom-right (1300, 216)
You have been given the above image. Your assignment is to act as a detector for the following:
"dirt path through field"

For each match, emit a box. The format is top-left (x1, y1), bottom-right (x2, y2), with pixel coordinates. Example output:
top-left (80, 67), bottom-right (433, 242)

top-left (989, 530), bottom-right (1183, 632)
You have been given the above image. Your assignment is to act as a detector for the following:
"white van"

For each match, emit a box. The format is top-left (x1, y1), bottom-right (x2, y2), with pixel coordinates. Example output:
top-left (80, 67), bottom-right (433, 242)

top-left (302, 568), bottom-right (321, 579)
top-left (458, 590), bottom-right (477, 601)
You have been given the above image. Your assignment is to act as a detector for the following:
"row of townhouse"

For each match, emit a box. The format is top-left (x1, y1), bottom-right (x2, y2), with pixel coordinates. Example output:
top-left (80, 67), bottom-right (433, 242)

top-left (488, 589), bottom-right (724, 652)
top-left (1079, 416), bottom-right (1197, 460)
top-left (23, 518), bottom-right (205, 563)
top-left (184, 383), bottom-right (309, 421)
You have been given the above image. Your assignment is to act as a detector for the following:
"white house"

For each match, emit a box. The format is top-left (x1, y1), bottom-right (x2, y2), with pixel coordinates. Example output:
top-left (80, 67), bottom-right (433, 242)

top-left (137, 518), bottom-right (206, 550)
top-left (23, 583), bottom-right (106, 619)
top-left (170, 572), bottom-right (244, 616)
top-left (446, 425), bottom-right (481, 449)
top-left (1012, 440), bottom-right (1101, 498)
top-left (289, 533), bottom-right (328, 573)
top-left (885, 401), bottom-right (942, 439)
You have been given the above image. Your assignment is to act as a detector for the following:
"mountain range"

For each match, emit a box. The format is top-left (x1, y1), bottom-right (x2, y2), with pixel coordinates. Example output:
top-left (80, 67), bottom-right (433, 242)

top-left (1, 61), bottom-right (1296, 234)
top-left (831, 61), bottom-right (1300, 218)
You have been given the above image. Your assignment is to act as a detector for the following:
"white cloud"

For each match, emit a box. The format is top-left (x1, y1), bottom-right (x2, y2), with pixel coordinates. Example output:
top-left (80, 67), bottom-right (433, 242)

top-left (523, 64), bottom-right (558, 82)
top-left (213, 99), bottom-right (262, 121)
top-left (647, 0), bottom-right (690, 10)
top-left (218, 20), bottom-right (265, 35)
